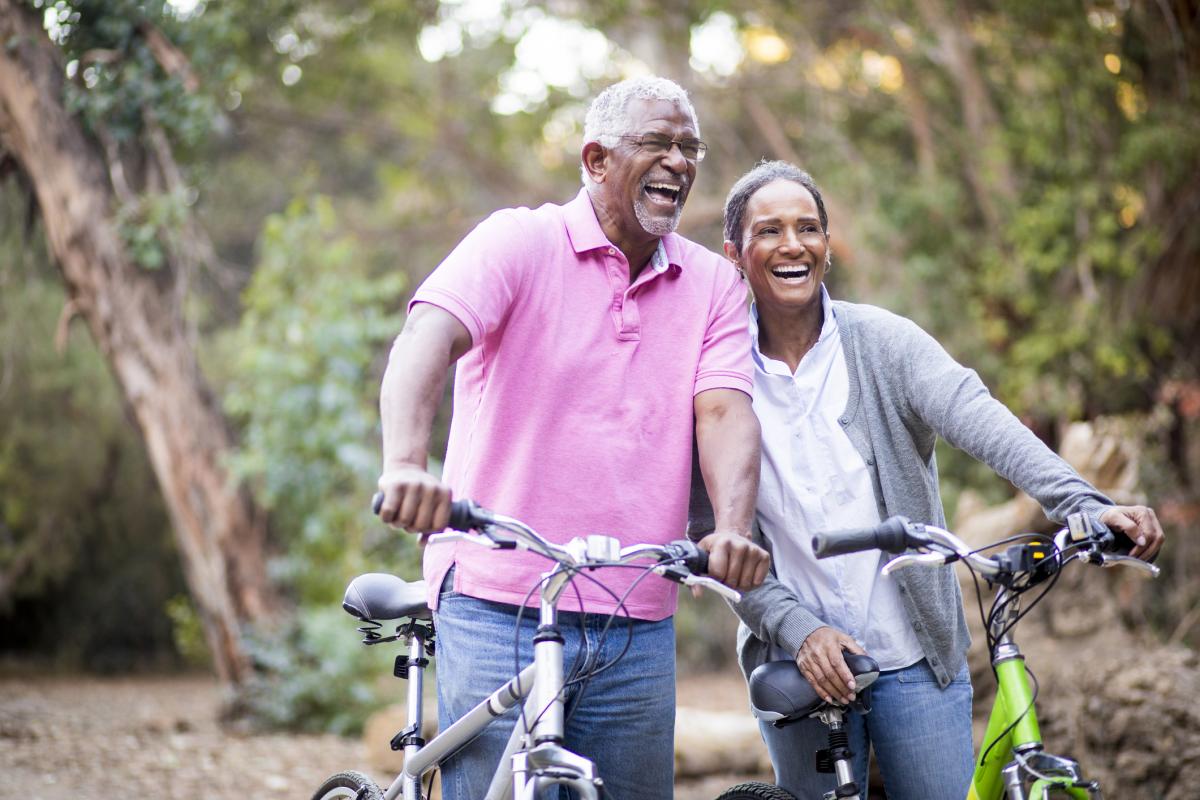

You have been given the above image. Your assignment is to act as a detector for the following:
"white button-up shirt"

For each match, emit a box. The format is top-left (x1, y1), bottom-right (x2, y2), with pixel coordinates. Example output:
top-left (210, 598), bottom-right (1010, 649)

top-left (752, 288), bottom-right (924, 670)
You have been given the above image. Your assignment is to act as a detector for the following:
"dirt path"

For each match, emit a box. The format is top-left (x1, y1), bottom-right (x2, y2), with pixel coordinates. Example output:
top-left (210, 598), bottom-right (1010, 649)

top-left (0, 671), bottom-right (767, 800)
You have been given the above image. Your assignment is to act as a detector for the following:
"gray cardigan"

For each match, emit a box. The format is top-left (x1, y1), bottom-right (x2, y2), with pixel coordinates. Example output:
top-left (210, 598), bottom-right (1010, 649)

top-left (690, 300), bottom-right (1113, 688)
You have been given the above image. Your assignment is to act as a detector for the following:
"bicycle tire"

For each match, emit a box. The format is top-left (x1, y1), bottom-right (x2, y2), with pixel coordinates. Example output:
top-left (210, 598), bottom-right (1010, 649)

top-left (310, 770), bottom-right (385, 800)
top-left (713, 781), bottom-right (798, 800)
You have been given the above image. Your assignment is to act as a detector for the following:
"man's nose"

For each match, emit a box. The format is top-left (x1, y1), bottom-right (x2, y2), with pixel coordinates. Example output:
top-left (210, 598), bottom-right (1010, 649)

top-left (661, 143), bottom-right (689, 172)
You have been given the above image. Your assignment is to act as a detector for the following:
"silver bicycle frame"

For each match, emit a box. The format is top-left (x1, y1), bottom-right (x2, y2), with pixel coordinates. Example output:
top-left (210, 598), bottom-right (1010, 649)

top-left (382, 563), bottom-right (603, 800)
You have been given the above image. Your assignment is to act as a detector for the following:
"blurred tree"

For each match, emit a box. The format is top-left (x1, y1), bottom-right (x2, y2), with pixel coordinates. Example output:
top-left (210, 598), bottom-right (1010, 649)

top-left (0, 0), bottom-right (277, 686)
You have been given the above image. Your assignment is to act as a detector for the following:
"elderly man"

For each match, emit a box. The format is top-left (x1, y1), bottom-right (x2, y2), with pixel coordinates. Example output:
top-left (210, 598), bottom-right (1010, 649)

top-left (375, 76), bottom-right (769, 799)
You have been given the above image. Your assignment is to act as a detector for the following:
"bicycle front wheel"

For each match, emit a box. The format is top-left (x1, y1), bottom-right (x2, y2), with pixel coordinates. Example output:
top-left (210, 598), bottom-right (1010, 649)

top-left (713, 781), bottom-right (798, 800)
top-left (311, 770), bottom-right (384, 800)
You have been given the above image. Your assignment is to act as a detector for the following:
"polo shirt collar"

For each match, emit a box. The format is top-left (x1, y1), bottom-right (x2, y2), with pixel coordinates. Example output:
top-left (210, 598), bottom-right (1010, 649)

top-left (563, 188), bottom-right (683, 274)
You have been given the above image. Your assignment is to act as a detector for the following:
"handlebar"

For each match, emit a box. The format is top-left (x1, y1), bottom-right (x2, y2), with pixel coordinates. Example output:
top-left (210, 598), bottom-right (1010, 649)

top-left (811, 516), bottom-right (916, 558)
top-left (371, 492), bottom-right (736, 601)
top-left (812, 512), bottom-right (1159, 581)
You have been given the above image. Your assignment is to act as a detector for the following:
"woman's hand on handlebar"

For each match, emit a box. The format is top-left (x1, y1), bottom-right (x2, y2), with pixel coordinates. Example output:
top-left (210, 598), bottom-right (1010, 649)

top-left (697, 531), bottom-right (770, 592)
top-left (1099, 505), bottom-right (1165, 562)
top-left (376, 464), bottom-right (452, 532)
top-left (796, 626), bottom-right (868, 706)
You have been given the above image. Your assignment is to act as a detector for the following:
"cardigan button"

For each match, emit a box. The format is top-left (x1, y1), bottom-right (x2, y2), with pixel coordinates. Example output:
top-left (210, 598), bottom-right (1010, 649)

top-left (838, 416), bottom-right (848, 425)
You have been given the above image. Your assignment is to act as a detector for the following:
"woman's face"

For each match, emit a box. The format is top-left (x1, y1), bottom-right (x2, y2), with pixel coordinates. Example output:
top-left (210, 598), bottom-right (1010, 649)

top-left (729, 178), bottom-right (829, 316)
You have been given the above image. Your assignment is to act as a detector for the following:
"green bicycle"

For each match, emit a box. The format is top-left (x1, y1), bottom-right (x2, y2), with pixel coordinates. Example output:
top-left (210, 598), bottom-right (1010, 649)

top-left (811, 511), bottom-right (1159, 800)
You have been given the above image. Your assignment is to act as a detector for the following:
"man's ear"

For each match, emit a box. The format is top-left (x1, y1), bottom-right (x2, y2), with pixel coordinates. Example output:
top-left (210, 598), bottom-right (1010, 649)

top-left (723, 240), bottom-right (739, 264)
top-left (581, 142), bottom-right (607, 184)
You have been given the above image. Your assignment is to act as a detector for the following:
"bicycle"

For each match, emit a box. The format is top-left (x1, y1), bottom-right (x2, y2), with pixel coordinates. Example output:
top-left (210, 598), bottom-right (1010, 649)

top-left (310, 495), bottom-right (749, 800)
top-left (714, 651), bottom-right (882, 800)
top-left (803, 511), bottom-right (1160, 799)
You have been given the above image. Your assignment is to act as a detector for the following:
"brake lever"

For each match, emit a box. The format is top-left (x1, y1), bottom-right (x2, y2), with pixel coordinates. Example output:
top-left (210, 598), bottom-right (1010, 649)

top-left (1097, 552), bottom-right (1161, 578)
top-left (650, 566), bottom-right (742, 603)
top-left (425, 531), bottom-right (517, 550)
top-left (683, 574), bottom-right (742, 603)
top-left (881, 551), bottom-right (947, 576)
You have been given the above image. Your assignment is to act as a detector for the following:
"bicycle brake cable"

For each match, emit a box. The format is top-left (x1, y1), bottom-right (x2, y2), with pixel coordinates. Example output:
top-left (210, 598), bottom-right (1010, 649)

top-left (978, 665), bottom-right (1040, 768)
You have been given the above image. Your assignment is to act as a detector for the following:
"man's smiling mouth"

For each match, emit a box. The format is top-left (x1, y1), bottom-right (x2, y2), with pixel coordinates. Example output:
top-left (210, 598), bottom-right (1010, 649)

top-left (643, 181), bottom-right (682, 207)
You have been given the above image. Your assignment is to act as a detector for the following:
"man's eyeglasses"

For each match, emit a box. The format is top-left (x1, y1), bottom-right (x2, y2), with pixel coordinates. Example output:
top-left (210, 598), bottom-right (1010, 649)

top-left (618, 133), bottom-right (708, 162)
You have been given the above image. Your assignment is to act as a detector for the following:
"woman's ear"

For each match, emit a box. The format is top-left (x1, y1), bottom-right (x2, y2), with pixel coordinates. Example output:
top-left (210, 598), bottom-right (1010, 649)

top-left (582, 142), bottom-right (607, 184)
top-left (723, 240), bottom-right (739, 264)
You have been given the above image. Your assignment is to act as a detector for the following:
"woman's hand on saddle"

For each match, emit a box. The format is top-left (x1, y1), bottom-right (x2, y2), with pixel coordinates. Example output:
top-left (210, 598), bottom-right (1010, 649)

top-left (796, 626), bottom-right (868, 706)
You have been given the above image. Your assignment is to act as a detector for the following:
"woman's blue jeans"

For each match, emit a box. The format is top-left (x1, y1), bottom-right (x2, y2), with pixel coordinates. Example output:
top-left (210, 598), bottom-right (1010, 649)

top-left (759, 658), bottom-right (974, 800)
top-left (433, 583), bottom-right (676, 800)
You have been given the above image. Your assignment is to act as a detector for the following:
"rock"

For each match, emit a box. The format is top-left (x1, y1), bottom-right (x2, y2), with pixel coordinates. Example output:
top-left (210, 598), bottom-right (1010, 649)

top-left (674, 707), bottom-right (770, 778)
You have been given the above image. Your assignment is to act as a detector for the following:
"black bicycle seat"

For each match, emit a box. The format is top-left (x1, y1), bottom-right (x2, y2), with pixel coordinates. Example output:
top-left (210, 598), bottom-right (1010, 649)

top-left (343, 573), bottom-right (431, 621)
top-left (748, 653), bottom-right (880, 723)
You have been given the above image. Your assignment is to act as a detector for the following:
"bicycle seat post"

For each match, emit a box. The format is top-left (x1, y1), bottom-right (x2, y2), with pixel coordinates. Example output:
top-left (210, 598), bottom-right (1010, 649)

top-left (399, 625), bottom-right (431, 800)
top-left (815, 707), bottom-right (860, 800)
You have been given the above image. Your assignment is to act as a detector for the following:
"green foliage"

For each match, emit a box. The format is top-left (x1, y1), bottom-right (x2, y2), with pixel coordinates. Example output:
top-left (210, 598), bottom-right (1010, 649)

top-left (43, 0), bottom-right (231, 146)
top-left (215, 194), bottom-right (413, 729)
top-left (220, 194), bottom-right (412, 603)
top-left (165, 594), bottom-right (211, 668)
top-left (115, 187), bottom-right (189, 269)
top-left (0, 193), bottom-right (184, 668)
top-left (239, 606), bottom-right (381, 735)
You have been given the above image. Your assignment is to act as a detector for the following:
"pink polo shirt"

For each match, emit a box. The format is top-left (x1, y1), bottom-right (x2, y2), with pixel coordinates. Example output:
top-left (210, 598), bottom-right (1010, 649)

top-left (411, 188), bottom-right (752, 620)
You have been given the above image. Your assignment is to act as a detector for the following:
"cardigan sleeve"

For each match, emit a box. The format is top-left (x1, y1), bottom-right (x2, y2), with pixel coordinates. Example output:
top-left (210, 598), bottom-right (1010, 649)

top-left (895, 317), bottom-right (1112, 525)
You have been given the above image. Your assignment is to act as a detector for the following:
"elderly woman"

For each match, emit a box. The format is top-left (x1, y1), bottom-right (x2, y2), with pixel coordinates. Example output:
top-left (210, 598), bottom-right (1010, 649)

top-left (691, 160), bottom-right (1164, 799)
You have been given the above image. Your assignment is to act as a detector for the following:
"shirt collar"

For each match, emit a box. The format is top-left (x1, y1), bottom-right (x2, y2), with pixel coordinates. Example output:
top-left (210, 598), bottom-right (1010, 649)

top-left (749, 283), bottom-right (837, 369)
top-left (562, 187), bottom-right (683, 274)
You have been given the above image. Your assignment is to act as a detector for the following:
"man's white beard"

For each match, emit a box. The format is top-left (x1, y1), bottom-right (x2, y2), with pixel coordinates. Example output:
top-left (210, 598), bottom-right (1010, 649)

top-left (634, 196), bottom-right (682, 237)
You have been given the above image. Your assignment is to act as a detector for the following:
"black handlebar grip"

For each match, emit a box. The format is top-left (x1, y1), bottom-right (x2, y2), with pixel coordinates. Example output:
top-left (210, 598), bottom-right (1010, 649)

top-left (447, 499), bottom-right (493, 531)
top-left (812, 516), bottom-right (912, 559)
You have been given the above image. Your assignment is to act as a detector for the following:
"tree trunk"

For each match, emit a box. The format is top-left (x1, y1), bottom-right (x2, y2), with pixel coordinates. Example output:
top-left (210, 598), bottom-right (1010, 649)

top-left (0, 0), bottom-right (276, 687)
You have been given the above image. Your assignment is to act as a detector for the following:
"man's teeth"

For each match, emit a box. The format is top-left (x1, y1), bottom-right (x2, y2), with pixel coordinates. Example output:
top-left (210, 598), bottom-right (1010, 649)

top-left (771, 266), bottom-right (811, 278)
top-left (645, 182), bottom-right (680, 199)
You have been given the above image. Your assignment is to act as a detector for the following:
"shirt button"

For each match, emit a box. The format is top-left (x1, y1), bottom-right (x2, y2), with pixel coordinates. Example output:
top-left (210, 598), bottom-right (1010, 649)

top-left (607, 247), bottom-right (616, 255)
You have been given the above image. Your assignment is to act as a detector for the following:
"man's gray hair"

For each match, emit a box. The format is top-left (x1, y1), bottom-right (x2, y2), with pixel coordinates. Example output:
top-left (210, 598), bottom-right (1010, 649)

top-left (580, 76), bottom-right (699, 185)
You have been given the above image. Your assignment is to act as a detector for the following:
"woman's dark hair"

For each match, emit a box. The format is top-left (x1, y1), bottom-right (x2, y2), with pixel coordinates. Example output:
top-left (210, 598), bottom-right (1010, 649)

top-left (723, 160), bottom-right (828, 255)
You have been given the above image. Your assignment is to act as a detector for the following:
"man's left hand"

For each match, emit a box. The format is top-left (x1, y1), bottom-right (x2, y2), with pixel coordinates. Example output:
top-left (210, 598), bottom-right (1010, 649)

top-left (697, 531), bottom-right (770, 591)
top-left (1099, 505), bottom-right (1165, 562)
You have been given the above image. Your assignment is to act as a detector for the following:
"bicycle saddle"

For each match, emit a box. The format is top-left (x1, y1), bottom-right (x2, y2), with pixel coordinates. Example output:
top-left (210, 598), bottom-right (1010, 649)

top-left (748, 653), bottom-right (880, 723)
top-left (342, 573), bottom-right (431, 621)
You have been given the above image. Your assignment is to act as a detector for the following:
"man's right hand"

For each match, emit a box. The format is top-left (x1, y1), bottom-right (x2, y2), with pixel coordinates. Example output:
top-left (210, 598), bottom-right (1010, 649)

top-left (376, 465), bottom-right (452, 532)
top-left (796, 625), bottom-right (868, 705)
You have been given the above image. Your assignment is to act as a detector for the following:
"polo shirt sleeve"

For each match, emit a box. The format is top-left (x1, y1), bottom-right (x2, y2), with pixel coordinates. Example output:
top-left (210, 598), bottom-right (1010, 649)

top-left (694, 270), bottom-right (754, 396)
top-left (408, 209), bottom-right (530, 345)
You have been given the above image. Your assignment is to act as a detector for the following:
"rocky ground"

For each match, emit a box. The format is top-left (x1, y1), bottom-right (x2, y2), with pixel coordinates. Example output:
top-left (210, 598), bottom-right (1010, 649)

top-left (0, 670), bottom-right (769, 800)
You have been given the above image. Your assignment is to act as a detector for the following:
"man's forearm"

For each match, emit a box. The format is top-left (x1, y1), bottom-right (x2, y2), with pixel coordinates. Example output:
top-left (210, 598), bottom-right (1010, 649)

top-left (380, 308), bottom-right (467, 470)
top-left (694, 390), bottom-right (760, 536)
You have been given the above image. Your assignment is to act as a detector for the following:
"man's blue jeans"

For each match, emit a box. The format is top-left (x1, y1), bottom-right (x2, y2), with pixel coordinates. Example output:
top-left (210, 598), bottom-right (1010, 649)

top-left (433, 582), bottom-right (676, 799)
top-left (759, 659), bottom-right (974, 800)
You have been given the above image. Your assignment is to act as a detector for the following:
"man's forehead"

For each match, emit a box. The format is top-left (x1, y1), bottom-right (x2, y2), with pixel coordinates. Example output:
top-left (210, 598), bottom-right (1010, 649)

top-left (624, 97), bottom-right (697, 129)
